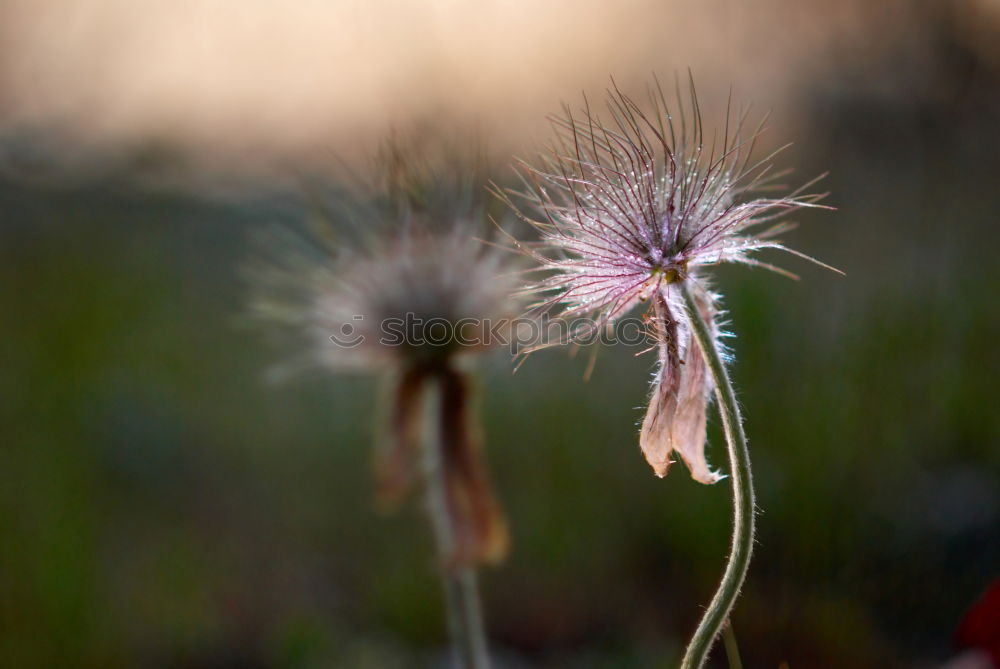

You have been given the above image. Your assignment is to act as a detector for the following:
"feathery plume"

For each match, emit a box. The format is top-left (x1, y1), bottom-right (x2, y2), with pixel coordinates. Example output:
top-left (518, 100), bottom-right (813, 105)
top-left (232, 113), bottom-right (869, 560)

top-left (500, 76), bottom-right (833, 482)
top-left (248, 145), bottom-right (519, 566)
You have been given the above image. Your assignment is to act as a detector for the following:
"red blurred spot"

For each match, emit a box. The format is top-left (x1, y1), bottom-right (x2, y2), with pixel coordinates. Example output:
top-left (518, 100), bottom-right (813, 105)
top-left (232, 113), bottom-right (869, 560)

top-left (956, 579), bottom-right (1000, 667)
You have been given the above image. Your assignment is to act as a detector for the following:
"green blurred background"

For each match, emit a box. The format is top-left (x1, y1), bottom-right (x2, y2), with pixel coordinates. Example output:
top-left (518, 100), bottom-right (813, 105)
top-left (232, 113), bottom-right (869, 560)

top-left (1, 2), bottom-right (998, 667)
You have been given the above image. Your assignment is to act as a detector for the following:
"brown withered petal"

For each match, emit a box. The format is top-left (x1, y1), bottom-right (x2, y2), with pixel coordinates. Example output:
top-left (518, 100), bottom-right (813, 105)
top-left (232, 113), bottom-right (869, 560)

top-left (639, 288), bottom-right (722, 484)
top-left (639, 295), bottom-right (683, 477)
top-left (438, 367), bottom-right (509, 568)
top-left (374, 367), bottom-right (426, 509)
top-left (639, 376), bottom-right (679, 477)
top-left (668, 328), bottom-right (718, 484)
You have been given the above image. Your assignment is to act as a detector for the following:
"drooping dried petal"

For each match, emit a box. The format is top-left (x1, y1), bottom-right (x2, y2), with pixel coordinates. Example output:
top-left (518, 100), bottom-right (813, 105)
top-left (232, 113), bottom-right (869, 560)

top-left (668, 325), bottom-right (719, 484)
top-left (640, 373), bottom-right (679, 477)
top-left (375, 367), bottom-right (426, 508)
top-left (438, 366), bottom-right (509, 568)
top-left (639, 288), bottom-right (722, 484)
top-left (640, 295), bottom-right (682, 477)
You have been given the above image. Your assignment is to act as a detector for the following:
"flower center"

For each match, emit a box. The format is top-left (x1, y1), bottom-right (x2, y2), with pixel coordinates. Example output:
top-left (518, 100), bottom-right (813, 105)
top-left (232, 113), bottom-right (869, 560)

top-left (653, 258), bottom-right (688, 284)
top-left (638, 260), bottom-right (688, 301)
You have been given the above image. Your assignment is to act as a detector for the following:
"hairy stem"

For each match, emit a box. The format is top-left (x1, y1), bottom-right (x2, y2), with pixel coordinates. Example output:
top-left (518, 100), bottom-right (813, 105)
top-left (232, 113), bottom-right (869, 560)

top-left (422, 377), bottom-right (492, 669)
top-left (678, 283), bottom-right (756, 669)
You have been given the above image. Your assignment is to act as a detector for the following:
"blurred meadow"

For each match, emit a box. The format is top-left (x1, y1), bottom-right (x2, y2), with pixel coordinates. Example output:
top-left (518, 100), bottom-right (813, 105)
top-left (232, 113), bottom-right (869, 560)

top-left (1, 1), bottom-right (999, 667)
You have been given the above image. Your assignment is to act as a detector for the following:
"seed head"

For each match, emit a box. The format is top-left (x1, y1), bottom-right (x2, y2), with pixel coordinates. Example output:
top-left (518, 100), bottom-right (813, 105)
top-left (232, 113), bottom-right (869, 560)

top-left (247, 150), bottom-right (519, 567)
top-left (501, 77), bottom-right (834, 482)
top-left (305, 229), bottom-right (519, 372)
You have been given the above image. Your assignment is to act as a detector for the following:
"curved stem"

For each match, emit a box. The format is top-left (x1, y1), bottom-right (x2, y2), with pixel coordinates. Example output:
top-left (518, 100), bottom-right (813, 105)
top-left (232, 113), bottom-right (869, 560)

top-left (421, 377), bottom-right (492, 669)
top-left (678, 283), bottom-right (756, 669)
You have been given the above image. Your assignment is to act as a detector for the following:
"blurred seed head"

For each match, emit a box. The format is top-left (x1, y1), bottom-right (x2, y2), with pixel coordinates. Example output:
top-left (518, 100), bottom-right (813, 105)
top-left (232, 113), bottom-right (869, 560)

top-left (307, 230), bottom-right (519, 371)
top-left (501, 77), bottom-right (833, 482)
top-left (247, 139), bottom-right (517, 567)
top-left (249, 139), bottom-right (521, 377)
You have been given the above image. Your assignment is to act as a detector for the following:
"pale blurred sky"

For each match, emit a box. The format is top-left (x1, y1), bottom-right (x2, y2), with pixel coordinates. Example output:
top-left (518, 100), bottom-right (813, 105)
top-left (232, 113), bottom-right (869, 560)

top-left (1, 0), bottom-right (996, 171)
